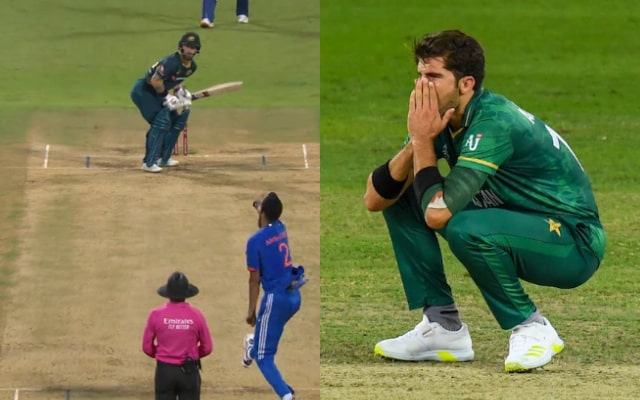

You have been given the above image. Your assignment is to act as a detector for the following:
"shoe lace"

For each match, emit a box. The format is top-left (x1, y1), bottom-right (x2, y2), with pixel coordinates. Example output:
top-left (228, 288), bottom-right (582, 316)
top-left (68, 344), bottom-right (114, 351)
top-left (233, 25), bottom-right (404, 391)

top-left (395, 323), bottom-right (425, 342)
top-left (509, 324), bottom-right (544, 354)
top-left (508, 332), bottom-right (530, 353)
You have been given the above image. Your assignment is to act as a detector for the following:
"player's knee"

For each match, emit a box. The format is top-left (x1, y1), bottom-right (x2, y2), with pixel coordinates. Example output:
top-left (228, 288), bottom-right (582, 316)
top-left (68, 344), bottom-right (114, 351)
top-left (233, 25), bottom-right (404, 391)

top-left (142, 110), bottom-right (158, 125)
top-left (157, 107), bottom-right (171, 119)
top-left (153, 108), bottom-right (172, 129)
top-left (174, 109), bottom-right (190, 125)
top-left (445, 211), bottom-right (485, 254)
top-left (445, 212), bottom-right (475, 240)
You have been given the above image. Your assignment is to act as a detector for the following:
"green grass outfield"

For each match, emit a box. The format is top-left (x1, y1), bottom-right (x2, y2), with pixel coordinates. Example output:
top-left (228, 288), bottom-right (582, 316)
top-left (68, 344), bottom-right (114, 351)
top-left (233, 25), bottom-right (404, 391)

top-left (1, 0), bottom-right (319, 110)
top-left (0, 0), bottom-right (319, 153)
top-left (320, 1), bottom-right (640, 399)
top-left (0, 0), bottom-right (318, 271)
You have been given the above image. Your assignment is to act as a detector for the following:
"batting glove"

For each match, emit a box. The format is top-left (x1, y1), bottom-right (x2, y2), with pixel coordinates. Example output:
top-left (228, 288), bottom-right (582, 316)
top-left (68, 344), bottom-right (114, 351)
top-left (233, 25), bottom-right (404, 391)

top-left (179, 96), bottom-right (192, 109)
top-left (176, 87), bottom-right (192, 100)
top-left (163, 94), bottom-right (180, 110)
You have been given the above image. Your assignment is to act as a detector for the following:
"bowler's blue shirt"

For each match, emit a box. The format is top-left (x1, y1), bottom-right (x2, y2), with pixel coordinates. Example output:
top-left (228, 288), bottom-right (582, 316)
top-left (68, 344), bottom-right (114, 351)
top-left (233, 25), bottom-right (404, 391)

top-left (245, 221), bottom-right (293, 292)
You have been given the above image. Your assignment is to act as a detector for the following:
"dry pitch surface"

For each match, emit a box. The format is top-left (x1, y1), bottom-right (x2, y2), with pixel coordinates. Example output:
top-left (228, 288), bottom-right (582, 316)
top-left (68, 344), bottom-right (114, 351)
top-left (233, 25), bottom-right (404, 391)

top-left (0, 108), bottom-right (319, 399)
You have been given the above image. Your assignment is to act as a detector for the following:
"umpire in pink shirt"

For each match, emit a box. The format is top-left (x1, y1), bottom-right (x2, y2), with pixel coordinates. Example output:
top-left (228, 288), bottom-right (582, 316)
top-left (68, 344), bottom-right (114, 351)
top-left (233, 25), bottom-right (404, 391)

top-left (143, 272), bottom-right (214, 400)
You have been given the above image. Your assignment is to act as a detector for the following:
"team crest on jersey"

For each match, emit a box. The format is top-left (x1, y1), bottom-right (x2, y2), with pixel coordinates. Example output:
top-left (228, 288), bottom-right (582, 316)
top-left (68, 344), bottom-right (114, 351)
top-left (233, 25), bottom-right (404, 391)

top-left (465, 133), bottom-right (483, 151)
top-left (546, 218), bottom-right (562, 236)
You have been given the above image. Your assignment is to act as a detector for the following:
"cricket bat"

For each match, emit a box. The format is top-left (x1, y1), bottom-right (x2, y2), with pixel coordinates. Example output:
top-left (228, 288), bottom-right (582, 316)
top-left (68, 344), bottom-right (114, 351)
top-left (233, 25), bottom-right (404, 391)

top-left (191, 81), bottom-right (243, 101)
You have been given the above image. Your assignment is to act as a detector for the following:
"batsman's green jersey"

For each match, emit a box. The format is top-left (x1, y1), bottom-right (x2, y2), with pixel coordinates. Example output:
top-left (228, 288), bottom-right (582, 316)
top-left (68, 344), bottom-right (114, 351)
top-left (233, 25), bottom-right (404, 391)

top-left (143, 52), bottom-right (198, 92)
top-left (383, 89), bottom-right (605, 329)
top-left (130, 51), bottom-right (197, 168)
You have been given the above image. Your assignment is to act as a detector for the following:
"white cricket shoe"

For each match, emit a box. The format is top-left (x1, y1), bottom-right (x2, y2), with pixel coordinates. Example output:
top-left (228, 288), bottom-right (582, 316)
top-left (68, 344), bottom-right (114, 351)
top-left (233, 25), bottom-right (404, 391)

top-left (141, 163), bottom-right (163, 173)
top-left (242, 333), bottom-right (254, 368)
top-left (504, 317), bottom-right (565, 372)
top-left (374, 316), bottom-right (474, 362)
top-left (157, 158), bottom-right (179, 167)
top-left (200, 18), bottom-right (214, 28)
top-left (237, 14), bottom-right (249, 23)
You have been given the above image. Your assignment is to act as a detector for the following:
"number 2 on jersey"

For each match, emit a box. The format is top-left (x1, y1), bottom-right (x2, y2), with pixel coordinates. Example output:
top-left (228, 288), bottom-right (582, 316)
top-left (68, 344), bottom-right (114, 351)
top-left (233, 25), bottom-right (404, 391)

top-left (278, 243), bottom-right (293, 268)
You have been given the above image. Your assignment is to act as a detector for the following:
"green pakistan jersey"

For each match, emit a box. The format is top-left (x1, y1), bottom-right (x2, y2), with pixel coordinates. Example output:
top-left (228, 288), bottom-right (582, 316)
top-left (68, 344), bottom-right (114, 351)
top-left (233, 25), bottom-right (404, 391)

top-left (143, 52), bottom-right (197, 93)
top-left (434, 88), bottom-right (600, 222)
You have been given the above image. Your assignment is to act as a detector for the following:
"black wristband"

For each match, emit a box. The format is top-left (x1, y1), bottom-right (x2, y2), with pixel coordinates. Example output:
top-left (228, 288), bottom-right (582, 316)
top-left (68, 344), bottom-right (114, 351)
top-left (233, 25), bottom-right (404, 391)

top-left (413, 166), bottom-right (444, 203)
top-left (371, 160), bottom-right (407, 200)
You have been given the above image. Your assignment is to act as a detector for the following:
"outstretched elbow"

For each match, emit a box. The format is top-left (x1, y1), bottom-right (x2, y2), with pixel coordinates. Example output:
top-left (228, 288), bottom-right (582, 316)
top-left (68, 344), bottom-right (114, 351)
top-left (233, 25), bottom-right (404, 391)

top-left (363, 193), bottom-right (385, 212)
top-left (425, 208), bottom-right (450, 230)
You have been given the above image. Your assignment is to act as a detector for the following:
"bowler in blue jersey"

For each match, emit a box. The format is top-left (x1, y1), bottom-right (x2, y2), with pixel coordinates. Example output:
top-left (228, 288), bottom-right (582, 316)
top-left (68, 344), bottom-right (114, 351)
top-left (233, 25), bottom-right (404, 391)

top-left (242, 192), bottom-right (306, 400)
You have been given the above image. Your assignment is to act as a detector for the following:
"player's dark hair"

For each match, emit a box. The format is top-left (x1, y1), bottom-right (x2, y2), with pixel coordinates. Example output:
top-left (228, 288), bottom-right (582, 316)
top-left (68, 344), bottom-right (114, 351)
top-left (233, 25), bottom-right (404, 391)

top-left (414, 30), bottom-right (485, 90)
top-left (261, 192), bottom-right (283, 221)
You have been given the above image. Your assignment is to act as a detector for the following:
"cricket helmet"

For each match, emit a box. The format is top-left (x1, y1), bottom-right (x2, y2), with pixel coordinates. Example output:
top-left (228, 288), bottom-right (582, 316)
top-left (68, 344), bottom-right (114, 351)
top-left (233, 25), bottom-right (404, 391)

top-left (178, 32), bottom-right (201, 53)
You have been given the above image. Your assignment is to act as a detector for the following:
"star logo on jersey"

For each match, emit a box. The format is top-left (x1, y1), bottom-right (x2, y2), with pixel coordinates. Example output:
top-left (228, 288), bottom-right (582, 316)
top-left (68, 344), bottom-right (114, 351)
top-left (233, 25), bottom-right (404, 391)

top-left (546, 218), bottom-right (562, 236)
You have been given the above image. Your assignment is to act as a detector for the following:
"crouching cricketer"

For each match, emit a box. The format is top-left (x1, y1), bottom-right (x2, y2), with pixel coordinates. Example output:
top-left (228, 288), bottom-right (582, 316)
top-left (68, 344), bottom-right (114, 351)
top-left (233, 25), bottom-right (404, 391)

top-left (130, 32), bottom-right (200, 173)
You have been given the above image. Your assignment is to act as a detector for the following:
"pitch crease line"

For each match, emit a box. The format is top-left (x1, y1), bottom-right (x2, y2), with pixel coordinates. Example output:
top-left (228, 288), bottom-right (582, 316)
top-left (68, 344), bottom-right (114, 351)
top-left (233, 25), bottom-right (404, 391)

top-left (43, 144), bottom-right (50, 168)
top-left (302, 144), bottom-right (309, 169)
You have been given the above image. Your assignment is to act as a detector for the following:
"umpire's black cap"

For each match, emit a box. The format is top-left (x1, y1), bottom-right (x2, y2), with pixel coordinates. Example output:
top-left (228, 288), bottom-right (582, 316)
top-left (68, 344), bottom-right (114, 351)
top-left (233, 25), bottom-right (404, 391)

top-left (157, 272), bottom-right (199, 299)
top-left (260, 192), bottom-right (283, 221)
